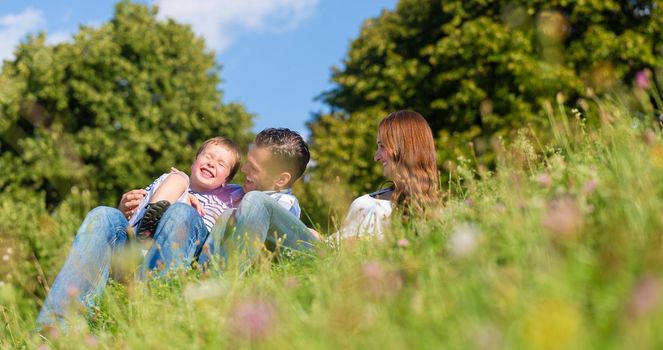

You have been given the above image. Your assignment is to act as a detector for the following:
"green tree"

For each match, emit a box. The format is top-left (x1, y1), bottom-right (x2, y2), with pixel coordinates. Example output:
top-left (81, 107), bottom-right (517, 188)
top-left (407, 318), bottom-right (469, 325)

top-left (0, 0), bottom-right (254, 310)
top-left (307, 0), bottom-right (663, 200)
top-left (0, 0), bottom-right (253, 208)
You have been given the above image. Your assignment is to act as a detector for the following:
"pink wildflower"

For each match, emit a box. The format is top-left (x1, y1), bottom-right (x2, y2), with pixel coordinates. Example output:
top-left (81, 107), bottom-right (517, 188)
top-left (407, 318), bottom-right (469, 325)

top-left (583, 178), bottom-right (598, 194)
top-left (635, 69), bottom-right (651, 89)
top-left (542, 197), bottom-right (583, 239)
top-left (85, 335), bottom-right (99, 347)
top-left (642, 130), bottom-right (657, 145)
top-left (284, 276), bottom-right (299, 289)
top-left (535, 174), bottom-right (552, 188)
top-left (361, 261), bottom-right (403, 297)
top-left (628, 276), bottom-right (661, 320)
top-left (228, 299), bottom-right (277, 341)
top-left (397, 238), bottom-right (411, 248)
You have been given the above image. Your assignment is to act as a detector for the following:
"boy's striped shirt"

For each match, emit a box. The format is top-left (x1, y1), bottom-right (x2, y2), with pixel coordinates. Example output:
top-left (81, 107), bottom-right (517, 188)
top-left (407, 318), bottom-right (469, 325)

top-left (129, 173), bottom-right (244, 233)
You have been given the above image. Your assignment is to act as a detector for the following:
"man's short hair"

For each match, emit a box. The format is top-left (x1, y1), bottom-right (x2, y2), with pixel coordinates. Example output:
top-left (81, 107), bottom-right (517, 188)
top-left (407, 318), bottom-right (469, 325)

top-left (196, 136), bottom-right (242, 181)
top-left (254, 128), bottom-right (310, 184)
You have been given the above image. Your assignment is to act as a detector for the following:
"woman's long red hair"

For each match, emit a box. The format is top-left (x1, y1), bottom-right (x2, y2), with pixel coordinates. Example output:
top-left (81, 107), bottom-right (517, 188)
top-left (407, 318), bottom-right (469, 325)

top-left (378, 110), bottom-right (440, 211)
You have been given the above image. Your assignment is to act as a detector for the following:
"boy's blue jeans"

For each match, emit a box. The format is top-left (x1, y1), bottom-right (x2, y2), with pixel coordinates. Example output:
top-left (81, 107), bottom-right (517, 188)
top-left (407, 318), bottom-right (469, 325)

top-left (36, 203), bottom-right (207, 328)
top-left (201, 191), bottom-right (318, 273)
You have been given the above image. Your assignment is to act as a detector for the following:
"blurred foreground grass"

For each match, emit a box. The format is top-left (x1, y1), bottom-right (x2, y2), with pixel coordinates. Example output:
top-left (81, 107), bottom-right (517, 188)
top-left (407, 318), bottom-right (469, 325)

top-left (1, 95), bottom-right (663, 349)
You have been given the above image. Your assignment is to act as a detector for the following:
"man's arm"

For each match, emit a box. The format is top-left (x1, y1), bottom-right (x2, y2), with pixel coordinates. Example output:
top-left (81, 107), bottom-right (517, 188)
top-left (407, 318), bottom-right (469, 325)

top-left (118, 189), bottom-right (148, 219)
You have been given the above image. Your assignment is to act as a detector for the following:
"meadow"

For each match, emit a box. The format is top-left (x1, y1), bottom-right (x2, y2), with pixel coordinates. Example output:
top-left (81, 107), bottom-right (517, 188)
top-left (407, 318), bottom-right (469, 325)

top-left (1, 91), bottom-right (663, 350)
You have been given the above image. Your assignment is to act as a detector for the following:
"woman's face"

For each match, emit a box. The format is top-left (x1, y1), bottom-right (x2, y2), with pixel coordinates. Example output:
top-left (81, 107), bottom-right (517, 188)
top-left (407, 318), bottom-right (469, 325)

top-left (374, 135), bottom-right (394, 178)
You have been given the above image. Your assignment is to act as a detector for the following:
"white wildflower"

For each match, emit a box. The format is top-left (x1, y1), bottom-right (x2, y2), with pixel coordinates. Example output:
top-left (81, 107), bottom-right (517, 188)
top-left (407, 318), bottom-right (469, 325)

top-left (184, 279), bottom-right (228, 303)
top-left (447, 223), bottom-right (480, 258)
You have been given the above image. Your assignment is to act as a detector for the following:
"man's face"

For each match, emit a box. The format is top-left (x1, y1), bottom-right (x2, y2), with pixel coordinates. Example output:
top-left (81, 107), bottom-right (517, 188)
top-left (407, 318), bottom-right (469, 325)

top-left (190, 143), bottom-right (234, 192)
top-left (241, 145), bottom-right (280, 192)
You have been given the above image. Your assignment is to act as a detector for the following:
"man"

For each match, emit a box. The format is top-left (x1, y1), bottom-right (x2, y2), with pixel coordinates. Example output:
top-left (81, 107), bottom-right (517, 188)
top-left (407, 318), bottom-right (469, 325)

top-left (199, 128), bottom-right (319, 272)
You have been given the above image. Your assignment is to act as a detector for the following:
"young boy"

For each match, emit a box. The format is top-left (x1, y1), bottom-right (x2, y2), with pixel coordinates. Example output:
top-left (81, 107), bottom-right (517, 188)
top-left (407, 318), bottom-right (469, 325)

top-left (37, 137), bottom-right (242, 329)
top-left (129, 136), bottom-right (243, 239)
top-left (201, 128), bottom-right (319, 269)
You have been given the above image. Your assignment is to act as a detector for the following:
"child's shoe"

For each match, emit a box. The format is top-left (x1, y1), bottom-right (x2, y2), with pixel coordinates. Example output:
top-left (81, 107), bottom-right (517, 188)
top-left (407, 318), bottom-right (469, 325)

top-left (136, 200), bottom-right (171, 240)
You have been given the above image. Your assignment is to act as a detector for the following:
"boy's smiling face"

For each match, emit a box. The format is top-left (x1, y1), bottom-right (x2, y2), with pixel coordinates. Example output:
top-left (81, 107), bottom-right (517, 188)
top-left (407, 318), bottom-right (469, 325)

top-left (190, 143), bottom-right (234, 192)
top-left (241, 145), bottom-right (282, 192)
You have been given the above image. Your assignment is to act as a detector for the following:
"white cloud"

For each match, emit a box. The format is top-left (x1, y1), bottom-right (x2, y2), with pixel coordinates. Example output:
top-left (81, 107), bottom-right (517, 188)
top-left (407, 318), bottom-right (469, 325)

top-left (154, 0), bottom-right (318, 53)
top-left (45, 30), bottom-right (72, 45)
top-left (0, 7), bottom-right (45, 61)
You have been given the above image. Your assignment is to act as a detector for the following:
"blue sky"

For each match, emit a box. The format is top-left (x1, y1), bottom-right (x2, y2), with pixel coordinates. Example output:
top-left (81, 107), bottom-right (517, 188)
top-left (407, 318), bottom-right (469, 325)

top-left (0, 0), bottom-right (398, 137)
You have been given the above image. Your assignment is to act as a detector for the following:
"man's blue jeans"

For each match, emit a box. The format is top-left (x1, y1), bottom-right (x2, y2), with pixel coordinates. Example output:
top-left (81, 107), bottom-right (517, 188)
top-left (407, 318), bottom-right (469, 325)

top-left (36, 203), bottom-right (207, 328)
top-left (202, 191), bottom-right (318, 272)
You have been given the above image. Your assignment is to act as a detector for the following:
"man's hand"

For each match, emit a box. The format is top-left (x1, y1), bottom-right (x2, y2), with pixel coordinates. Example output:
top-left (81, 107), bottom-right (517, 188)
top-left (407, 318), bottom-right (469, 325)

top-left (118, 189), bottom-right (147, 219)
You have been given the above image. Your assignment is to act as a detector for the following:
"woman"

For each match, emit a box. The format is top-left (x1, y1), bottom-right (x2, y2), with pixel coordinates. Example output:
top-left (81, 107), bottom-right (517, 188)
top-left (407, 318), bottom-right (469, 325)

top-left (337, 110), bottom-right (440, 239)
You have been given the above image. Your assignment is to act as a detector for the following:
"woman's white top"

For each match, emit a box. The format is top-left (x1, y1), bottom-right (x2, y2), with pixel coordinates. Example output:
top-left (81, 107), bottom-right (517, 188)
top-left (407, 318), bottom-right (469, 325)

top-left (336, 188), bottom-right (393, 239)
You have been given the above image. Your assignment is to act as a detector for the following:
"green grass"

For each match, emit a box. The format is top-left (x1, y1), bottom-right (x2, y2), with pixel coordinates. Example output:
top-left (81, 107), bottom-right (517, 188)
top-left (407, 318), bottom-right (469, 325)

top-left (1, 96), bottom-right (663, 349)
